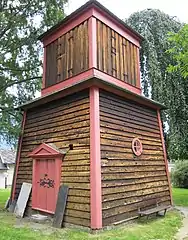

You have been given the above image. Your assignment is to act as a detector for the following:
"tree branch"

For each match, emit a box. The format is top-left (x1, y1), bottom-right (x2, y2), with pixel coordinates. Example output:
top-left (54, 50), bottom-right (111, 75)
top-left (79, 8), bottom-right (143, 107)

top-left (0, 66), bottom-right (41, 72)
top-left (0, 76), bottom-right (42, 92)
top-left (0, 106), bottom-right (19, 118)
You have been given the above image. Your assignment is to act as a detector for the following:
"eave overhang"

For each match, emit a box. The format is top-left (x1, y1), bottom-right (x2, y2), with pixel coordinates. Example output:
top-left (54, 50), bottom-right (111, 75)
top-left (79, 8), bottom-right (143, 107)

top-left (17, 77), bottom-right (166, 111)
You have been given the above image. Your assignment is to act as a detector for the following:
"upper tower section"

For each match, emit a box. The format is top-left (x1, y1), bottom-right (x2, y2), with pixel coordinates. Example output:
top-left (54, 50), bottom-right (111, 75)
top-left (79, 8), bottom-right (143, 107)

top-left (39, 0), bottom-right (143, 96)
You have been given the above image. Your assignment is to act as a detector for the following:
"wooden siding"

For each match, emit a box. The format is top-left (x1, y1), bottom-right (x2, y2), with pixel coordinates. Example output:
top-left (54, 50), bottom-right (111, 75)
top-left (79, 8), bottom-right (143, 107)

top-left (45, 20), bottom-right (89, 88)
top-left (97, 20), bottom-right (139, 87)
top-left (99, 90), bottom-right (171, 226)
top-left (15, 90), bottom-right (90, 227)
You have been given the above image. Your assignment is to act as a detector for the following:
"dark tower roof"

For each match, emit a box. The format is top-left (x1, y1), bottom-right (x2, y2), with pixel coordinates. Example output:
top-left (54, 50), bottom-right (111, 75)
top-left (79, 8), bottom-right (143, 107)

top-left (39, 0), bottom-right (144, 42)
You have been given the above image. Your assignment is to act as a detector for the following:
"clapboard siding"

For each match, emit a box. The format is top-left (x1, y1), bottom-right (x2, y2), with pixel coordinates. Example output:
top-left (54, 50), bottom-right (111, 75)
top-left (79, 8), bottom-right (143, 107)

top-left (99, 90), bottom-right (171, 226)
top-left (45, 20), bottom-right (89, 88)
top-left (97, 20), bottom-right (139, 87)
top-left (15, 90), bottom-right (90, 227)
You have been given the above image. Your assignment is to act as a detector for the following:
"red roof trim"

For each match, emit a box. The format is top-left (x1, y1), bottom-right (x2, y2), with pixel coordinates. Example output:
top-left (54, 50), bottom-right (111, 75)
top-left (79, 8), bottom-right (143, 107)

top-left (28, 143), bottom-right (64, 158)
top-left (19, 77), bottom-right (165, 111)
top-left (39, 0), bottom-right (143, 44)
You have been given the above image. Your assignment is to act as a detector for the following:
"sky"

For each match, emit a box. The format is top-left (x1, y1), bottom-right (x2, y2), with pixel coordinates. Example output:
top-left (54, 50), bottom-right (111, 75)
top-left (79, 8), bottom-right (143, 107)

top-left (65, 0), bottom-right (188, 23)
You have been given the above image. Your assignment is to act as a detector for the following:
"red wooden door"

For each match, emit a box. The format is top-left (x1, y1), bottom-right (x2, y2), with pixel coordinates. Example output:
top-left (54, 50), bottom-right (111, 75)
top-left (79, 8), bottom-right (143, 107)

top-left (34, 158), bottom-right (58, 213)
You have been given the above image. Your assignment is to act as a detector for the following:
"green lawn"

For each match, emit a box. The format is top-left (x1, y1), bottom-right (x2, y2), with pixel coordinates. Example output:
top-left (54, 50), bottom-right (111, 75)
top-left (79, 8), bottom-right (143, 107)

top-left (0, 188), bottom-right (10, 208)
top-left (172, 187), bottom-right (188, 206)
top-left (0, 188), bottom-right (185, 240)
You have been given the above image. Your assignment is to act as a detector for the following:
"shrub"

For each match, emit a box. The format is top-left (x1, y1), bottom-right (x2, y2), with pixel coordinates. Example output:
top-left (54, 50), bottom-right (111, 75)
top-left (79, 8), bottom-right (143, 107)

top-left (171, 160), bottom-right (188, 188)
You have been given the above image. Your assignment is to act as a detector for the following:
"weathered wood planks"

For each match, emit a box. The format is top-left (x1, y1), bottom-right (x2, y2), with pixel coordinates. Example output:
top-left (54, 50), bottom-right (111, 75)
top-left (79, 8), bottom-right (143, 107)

top-left (100, 90), bottom-right (171, 226)
top-left (15, 90), bottom-right (90, 227)
top-left (45, 20), bottom-right (89, 88)
top-left (53, 185), bottom-right (69, 228)
top-left (96, 20), bottom-right (139, 87)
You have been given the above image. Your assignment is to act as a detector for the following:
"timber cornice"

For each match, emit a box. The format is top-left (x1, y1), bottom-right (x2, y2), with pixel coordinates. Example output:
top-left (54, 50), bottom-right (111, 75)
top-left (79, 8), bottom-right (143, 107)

top-left (17, 76), bottom-right (166, 111)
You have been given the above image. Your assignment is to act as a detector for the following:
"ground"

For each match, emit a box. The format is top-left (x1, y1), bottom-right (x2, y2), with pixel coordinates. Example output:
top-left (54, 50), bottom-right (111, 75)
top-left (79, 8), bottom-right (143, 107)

top-left (175, 206), bottom-right (188, 240)
top-left (0, 188), bottom-right (187, 240)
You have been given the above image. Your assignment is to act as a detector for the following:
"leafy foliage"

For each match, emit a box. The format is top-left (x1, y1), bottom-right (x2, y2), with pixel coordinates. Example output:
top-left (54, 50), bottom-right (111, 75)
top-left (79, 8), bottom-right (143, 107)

top-left (167, 24), bottom-right (188, 78)
top-left (171, 161), bottom-right (188, 188)
top-left (0, 0), bottom-right (68, 146)
top-left (127, 9), bottom-right (188, 159)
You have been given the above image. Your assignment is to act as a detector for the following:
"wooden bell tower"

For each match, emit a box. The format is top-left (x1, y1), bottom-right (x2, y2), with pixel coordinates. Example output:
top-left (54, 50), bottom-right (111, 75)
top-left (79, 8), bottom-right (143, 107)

top-left (40, 0), bottom-right (142, 96)
top-left (12, 0), bottom-right (172, 230)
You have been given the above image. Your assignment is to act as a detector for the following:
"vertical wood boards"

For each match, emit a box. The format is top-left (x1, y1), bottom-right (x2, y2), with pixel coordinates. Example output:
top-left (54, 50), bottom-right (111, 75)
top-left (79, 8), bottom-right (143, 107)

top-left (45, 20), bottom-right (89, 88)
top-left (45, 19), bottom-right (139, 89)
top-left (99, 90), bottom-right (171, 226)
top-left (15, 90), bottom-right (90, 227)
top-left (46, 40), bottom-right (58, 87)
top-left (97, 20), bottom-right (102, 70)
top-left (111, 30), bottom-right (117, 78)
top-left (53, 185), bottom-right (69, 228)
top-left (96, 20), bottom-right (139, 87)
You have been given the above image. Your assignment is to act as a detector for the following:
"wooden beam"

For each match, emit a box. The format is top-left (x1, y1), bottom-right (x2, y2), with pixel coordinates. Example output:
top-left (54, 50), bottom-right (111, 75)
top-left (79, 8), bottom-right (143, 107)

top-left (42, 47), bottom-right (46, 89)
top-left (88, 17), bottom-right (97, 69)
top-left (11, 111), bottom-right (27, 201)
top-left (157, 110), bottom-right (173, 205)
top-left (93, 69), bottom-right (141, 95)
top-left (41, 69), bottom-right (93, 96)
top-left (90, 86), bottom-right (102, 229)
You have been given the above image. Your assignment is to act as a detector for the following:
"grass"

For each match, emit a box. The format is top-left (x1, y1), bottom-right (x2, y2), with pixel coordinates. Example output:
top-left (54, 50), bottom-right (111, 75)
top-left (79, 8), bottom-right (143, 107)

top-left (0, 210), bottom-right (182, 240)
top-left (172, 187), bottom-right (188, 206)
top-left (0, 188), bottom-right (11, 208)
top-left (0, 188), bottom-right (185, 240)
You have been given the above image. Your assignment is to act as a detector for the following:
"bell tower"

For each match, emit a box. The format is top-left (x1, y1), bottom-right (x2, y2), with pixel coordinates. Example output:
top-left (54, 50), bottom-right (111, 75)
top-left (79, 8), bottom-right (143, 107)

top-left (12, 0), bottom-right (171, 231)
top-left (39, 0), bottom-right (143, 96)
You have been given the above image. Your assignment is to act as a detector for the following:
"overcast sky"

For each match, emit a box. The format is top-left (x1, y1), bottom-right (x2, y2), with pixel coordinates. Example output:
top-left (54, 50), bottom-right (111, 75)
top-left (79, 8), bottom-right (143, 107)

top-left (65, 0), bottom-right (188, 23)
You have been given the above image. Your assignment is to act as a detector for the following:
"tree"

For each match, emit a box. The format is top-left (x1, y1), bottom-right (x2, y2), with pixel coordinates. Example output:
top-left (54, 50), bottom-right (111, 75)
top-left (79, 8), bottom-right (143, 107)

top-left (0, 0), bottom-right (68, 146)
top-left (126, 9), bottom-right (188, 160)
top-left (167, 24), bottom-right (188, 78)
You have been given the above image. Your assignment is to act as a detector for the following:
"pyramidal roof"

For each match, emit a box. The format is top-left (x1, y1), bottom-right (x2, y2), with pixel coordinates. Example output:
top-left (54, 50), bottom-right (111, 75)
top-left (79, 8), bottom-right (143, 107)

top-left (38, 0), bottom-right (143, 42)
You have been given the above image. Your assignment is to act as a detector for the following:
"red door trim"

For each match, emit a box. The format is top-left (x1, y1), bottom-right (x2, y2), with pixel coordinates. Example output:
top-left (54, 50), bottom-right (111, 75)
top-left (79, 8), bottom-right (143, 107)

top-left (29, 143), bottom-right (64, 214)
top-left (32, 158), bottom-right (37, 211)
top-left (28, 142), bottom-right (64, 158)
top-left (32, 157), bottom-right (62, 214)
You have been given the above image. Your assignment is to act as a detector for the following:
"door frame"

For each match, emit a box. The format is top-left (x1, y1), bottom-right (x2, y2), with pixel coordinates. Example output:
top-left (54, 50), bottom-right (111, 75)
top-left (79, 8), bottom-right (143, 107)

top-left (28, 143), bottom-right (64, 214)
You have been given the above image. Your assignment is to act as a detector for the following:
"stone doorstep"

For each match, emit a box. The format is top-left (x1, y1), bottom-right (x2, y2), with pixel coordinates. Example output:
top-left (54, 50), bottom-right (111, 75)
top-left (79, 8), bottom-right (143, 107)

top-left (30, 214), bottom-right (52, 224)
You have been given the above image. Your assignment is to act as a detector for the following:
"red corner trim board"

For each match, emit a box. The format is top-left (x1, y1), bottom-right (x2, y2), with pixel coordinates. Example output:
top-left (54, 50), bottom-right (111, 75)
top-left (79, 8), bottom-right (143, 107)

top-left (11, 111), bottom-right (27, 202)
top-left (157, 110), bottom-right (173, 205)
top-left (90, 86), bottom-right (102, 229)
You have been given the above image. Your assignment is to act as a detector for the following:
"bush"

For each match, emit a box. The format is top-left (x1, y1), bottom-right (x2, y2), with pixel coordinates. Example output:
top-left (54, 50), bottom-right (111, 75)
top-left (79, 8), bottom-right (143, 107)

top-left (171, 160), bottom-right (188, 188)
